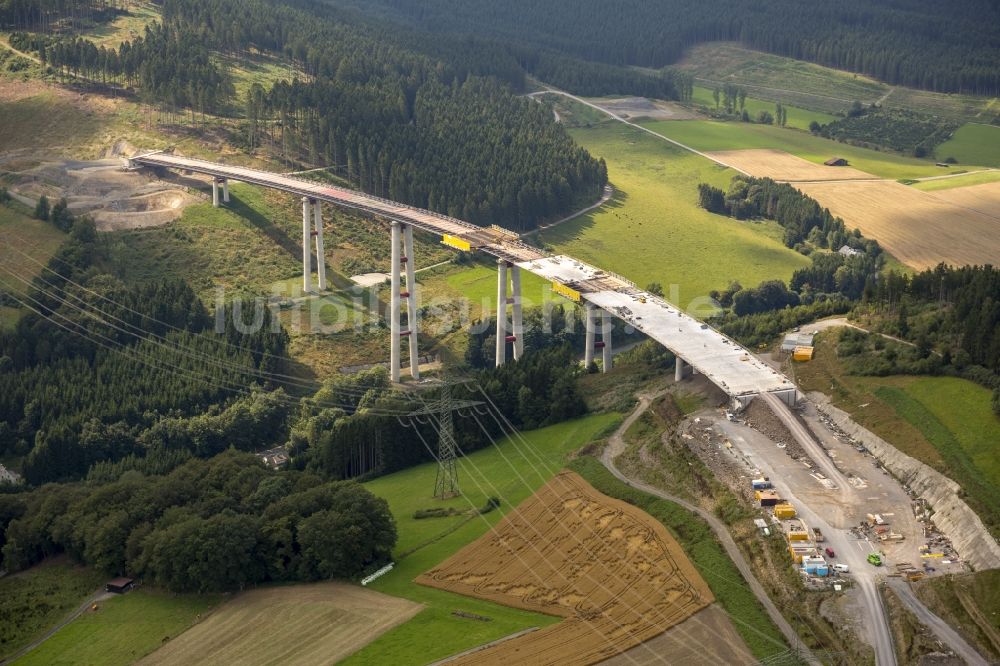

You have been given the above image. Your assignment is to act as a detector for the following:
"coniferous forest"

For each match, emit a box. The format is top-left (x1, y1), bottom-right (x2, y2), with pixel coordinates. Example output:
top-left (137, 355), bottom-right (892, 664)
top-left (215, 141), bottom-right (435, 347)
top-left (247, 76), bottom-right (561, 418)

top-left (330, 0), bottom-right (1000, 96)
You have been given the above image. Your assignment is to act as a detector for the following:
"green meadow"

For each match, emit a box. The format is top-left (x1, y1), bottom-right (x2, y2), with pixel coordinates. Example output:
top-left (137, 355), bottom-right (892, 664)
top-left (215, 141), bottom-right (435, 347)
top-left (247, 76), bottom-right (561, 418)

top-left (935, 123), bottom-right (1000, 168)
top-left (534, 121), bottom-right (809, 304)
top-left (641, 119), bottom-right (954, 179)
top-left (691, 85), bottom-right (836, 130)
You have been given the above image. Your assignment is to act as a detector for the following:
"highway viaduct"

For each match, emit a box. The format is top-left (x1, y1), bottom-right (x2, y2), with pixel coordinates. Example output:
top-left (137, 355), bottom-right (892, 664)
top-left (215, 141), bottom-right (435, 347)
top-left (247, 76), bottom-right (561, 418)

top-left (128, 150), bottom-right (797, 409)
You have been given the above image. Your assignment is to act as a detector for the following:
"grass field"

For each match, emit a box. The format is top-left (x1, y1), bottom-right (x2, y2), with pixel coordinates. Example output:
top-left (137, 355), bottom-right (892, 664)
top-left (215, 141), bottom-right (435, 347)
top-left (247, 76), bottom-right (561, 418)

top-left (139, 583), bottom-right (420, 666)
top-left (796, 330), bottom-right (1000, 534)
top-left (691, 85), bottom-right (836, 130)
top-left (0, 559), bottom-right (105, 661)
top-left (676, 42), bottom-right (998, 123)
top-left (0, 202), bottom-right (66, 302)
top-left (82, 3), bottom-right (161, 48)
top-left (418, 262), bottom-right (553, 323)
top-left (642, 120), bottom-right (954, 179)
top-left (912, 170), bottom-right (1000, 191)
top-left (935, 124), bottom-right (1000, 168)
top-left (217, 52), bottom-right (298, 107)
top-left (15, 589), bottom-right (220, 666)
top-left (532, 121), bottom-right (809, 304)
top-left (342, 412), bottom-right (620, 665)
top-left (568, 456), bottom-right (790, 661)
top-left (112, 184), bottom-right (304, 302)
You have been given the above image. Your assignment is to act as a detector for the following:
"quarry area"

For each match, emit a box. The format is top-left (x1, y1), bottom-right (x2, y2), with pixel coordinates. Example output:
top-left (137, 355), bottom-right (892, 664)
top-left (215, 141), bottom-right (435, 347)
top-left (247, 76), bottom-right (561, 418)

top-left (0, 150), bottom-right (200, 231)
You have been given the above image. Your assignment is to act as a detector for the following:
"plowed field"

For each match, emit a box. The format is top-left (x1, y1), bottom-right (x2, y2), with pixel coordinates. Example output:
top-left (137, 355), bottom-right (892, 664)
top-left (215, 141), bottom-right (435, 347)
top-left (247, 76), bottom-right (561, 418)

top-left (417, 471), bottom-right (712, 665)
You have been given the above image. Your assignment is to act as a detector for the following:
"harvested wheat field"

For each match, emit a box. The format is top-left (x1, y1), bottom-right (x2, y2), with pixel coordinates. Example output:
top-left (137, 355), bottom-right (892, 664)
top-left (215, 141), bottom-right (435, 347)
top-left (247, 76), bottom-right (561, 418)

top-left (599, 605), bottom-right (756, 666)
top-left (705, 148), bottom-right (876, 181)
top-left (796, 180), bottom-right (1000, 269)
top-left (927, 180), bottom-right (1000, 217)
top-left (138, 582), bottom-right (422, 666)
top-left (417, 471), bottom-right (713, 665)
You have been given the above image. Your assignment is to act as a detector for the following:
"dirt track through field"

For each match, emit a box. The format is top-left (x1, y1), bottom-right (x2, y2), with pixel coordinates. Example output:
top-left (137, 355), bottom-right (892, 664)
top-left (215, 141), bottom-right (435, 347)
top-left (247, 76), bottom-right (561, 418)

top-left (137, 582), bottom-right (422, 666)
top-left (417, 471), bottom-right (713, 665)
top-left (704, 149), bottom-right (875, 181)
top-left (795, 180), bottom-right (1000, 269)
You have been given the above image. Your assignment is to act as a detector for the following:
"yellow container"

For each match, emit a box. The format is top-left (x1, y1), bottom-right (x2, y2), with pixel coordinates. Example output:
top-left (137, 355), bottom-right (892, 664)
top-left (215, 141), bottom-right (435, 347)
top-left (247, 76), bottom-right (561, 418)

top-left (774, 503), bottom-right (797, 519)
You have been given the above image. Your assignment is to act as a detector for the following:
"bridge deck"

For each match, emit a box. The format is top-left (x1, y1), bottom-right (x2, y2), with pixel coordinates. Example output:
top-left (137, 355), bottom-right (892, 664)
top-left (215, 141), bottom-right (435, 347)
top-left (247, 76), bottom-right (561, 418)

top-left (133, 152), bottom-right (795, 399)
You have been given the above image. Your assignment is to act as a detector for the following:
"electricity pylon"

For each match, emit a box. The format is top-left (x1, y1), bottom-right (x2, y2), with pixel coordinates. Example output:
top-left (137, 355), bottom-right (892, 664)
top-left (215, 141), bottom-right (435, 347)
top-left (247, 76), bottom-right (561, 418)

top-left (401, 378), bottom-right (482, 499)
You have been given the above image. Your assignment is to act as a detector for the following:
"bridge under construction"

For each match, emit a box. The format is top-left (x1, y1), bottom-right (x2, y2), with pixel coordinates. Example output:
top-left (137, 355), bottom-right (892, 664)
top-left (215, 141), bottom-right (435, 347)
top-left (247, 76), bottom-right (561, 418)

top-left (129, 151), bottom-right (797, 408)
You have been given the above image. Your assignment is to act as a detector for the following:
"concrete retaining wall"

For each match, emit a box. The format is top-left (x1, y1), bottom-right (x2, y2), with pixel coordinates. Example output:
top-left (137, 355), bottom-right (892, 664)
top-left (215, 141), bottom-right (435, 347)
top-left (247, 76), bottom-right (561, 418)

top-left (809, 392), bottom-right (1000, 571)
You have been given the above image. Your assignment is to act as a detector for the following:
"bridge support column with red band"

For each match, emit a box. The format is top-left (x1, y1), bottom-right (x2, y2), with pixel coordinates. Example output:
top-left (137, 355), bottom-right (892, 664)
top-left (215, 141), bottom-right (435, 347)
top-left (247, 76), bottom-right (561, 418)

top-left (313, 200), bottom-right (326, 291)
top-left (584, 302), bottom-right (596, 369)
top-left (601, 310), bottom-right (613, 373)
top-left (390, 221), bottom-right (419, 382)
top-left (495, 258), bottom-right (508, 367)
top-left (402, 223), bottom-right (419, 380)
top-left (302, 197), bottom-right (313, 293)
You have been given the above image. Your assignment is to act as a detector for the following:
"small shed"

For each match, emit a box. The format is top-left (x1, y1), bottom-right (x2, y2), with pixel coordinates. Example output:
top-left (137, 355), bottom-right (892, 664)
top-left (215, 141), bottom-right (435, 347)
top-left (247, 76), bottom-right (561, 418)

top-left (824, 157), bottom-right (848, 166)
top-left (106, 577), bottom-right (135, 594)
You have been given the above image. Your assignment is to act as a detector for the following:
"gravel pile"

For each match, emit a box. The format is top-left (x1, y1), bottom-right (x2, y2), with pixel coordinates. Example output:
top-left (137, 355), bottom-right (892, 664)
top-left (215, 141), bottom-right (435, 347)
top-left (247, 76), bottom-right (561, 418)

top-left (743, 399), bottom-right (817, 467)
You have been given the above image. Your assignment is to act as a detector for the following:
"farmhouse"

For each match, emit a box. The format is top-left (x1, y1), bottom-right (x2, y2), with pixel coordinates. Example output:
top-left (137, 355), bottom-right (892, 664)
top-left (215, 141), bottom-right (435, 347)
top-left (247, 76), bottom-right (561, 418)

top-left (106, 577), bottom-right (135, 594)
top-left (838, 245), bottom-right (863, 257)
top-left (824, 157), bottom-right (849, 166)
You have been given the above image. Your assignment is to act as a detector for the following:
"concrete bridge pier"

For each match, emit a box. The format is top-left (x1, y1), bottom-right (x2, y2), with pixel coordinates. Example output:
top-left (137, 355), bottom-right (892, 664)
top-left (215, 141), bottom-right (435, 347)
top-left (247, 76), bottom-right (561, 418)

top-left (389, 221), bottom-right (420, 382)
top-left (302, 197), bottom-right (314, 293)
top-left (495, 259), bottom-right (508, 367)
top-left (494, 260), bottom-right (523, 366)
top-left (313, 201), bottom-right (327, 291)
top-left (212, 178), bottom-right (220, 207)
top-left (402, 223), bottom-right (419, 380)
top-left (510, 265), bottom-right (523, 361)
top-left (584, 302), bottom-right (596, 368)
top-left (675, 357), bottom-right (685, 381)
top-left (222, 178), bottom-right (229, 203)
top-left (601, 311), bottom-right (613, 372)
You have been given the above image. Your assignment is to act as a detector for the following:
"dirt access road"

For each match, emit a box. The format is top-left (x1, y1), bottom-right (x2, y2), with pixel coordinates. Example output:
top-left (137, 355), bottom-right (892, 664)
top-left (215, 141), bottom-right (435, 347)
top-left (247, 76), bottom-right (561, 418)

top-left (601, 392), bottom-right (820, 665)
top-left (887, 579), bottom-right (987, 665)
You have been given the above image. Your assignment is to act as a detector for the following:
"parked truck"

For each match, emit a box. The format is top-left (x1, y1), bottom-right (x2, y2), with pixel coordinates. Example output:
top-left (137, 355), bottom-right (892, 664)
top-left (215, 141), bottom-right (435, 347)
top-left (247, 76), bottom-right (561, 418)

top-left (812, 527), bottom-right (825, 542)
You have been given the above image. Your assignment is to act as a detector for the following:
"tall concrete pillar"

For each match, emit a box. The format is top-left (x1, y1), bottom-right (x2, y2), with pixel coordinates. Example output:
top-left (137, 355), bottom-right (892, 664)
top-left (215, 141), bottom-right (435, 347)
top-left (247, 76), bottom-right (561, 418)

top-left (313, 202), bottom-right (327, 291)
top-left (390, 221), bottom-right (402, 383)
top-left (584, 302), bottom-right (596, 368)
top-left (601, 311), bottom-right (613, 373)
top-left (212, 179), bottom-right (220, 207)
top-left (511, 265), bottom-right (523, 361)
top-left (495, 259), bottom-right (508, 367)
top-left (222, 178), bottom-right (229, 203)
top-left (675, 357), bottom-right (684, 382)
top-left (301, 197), bottom-right (312, 293)
top-left (403, 224), bottom-right (419, 380)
